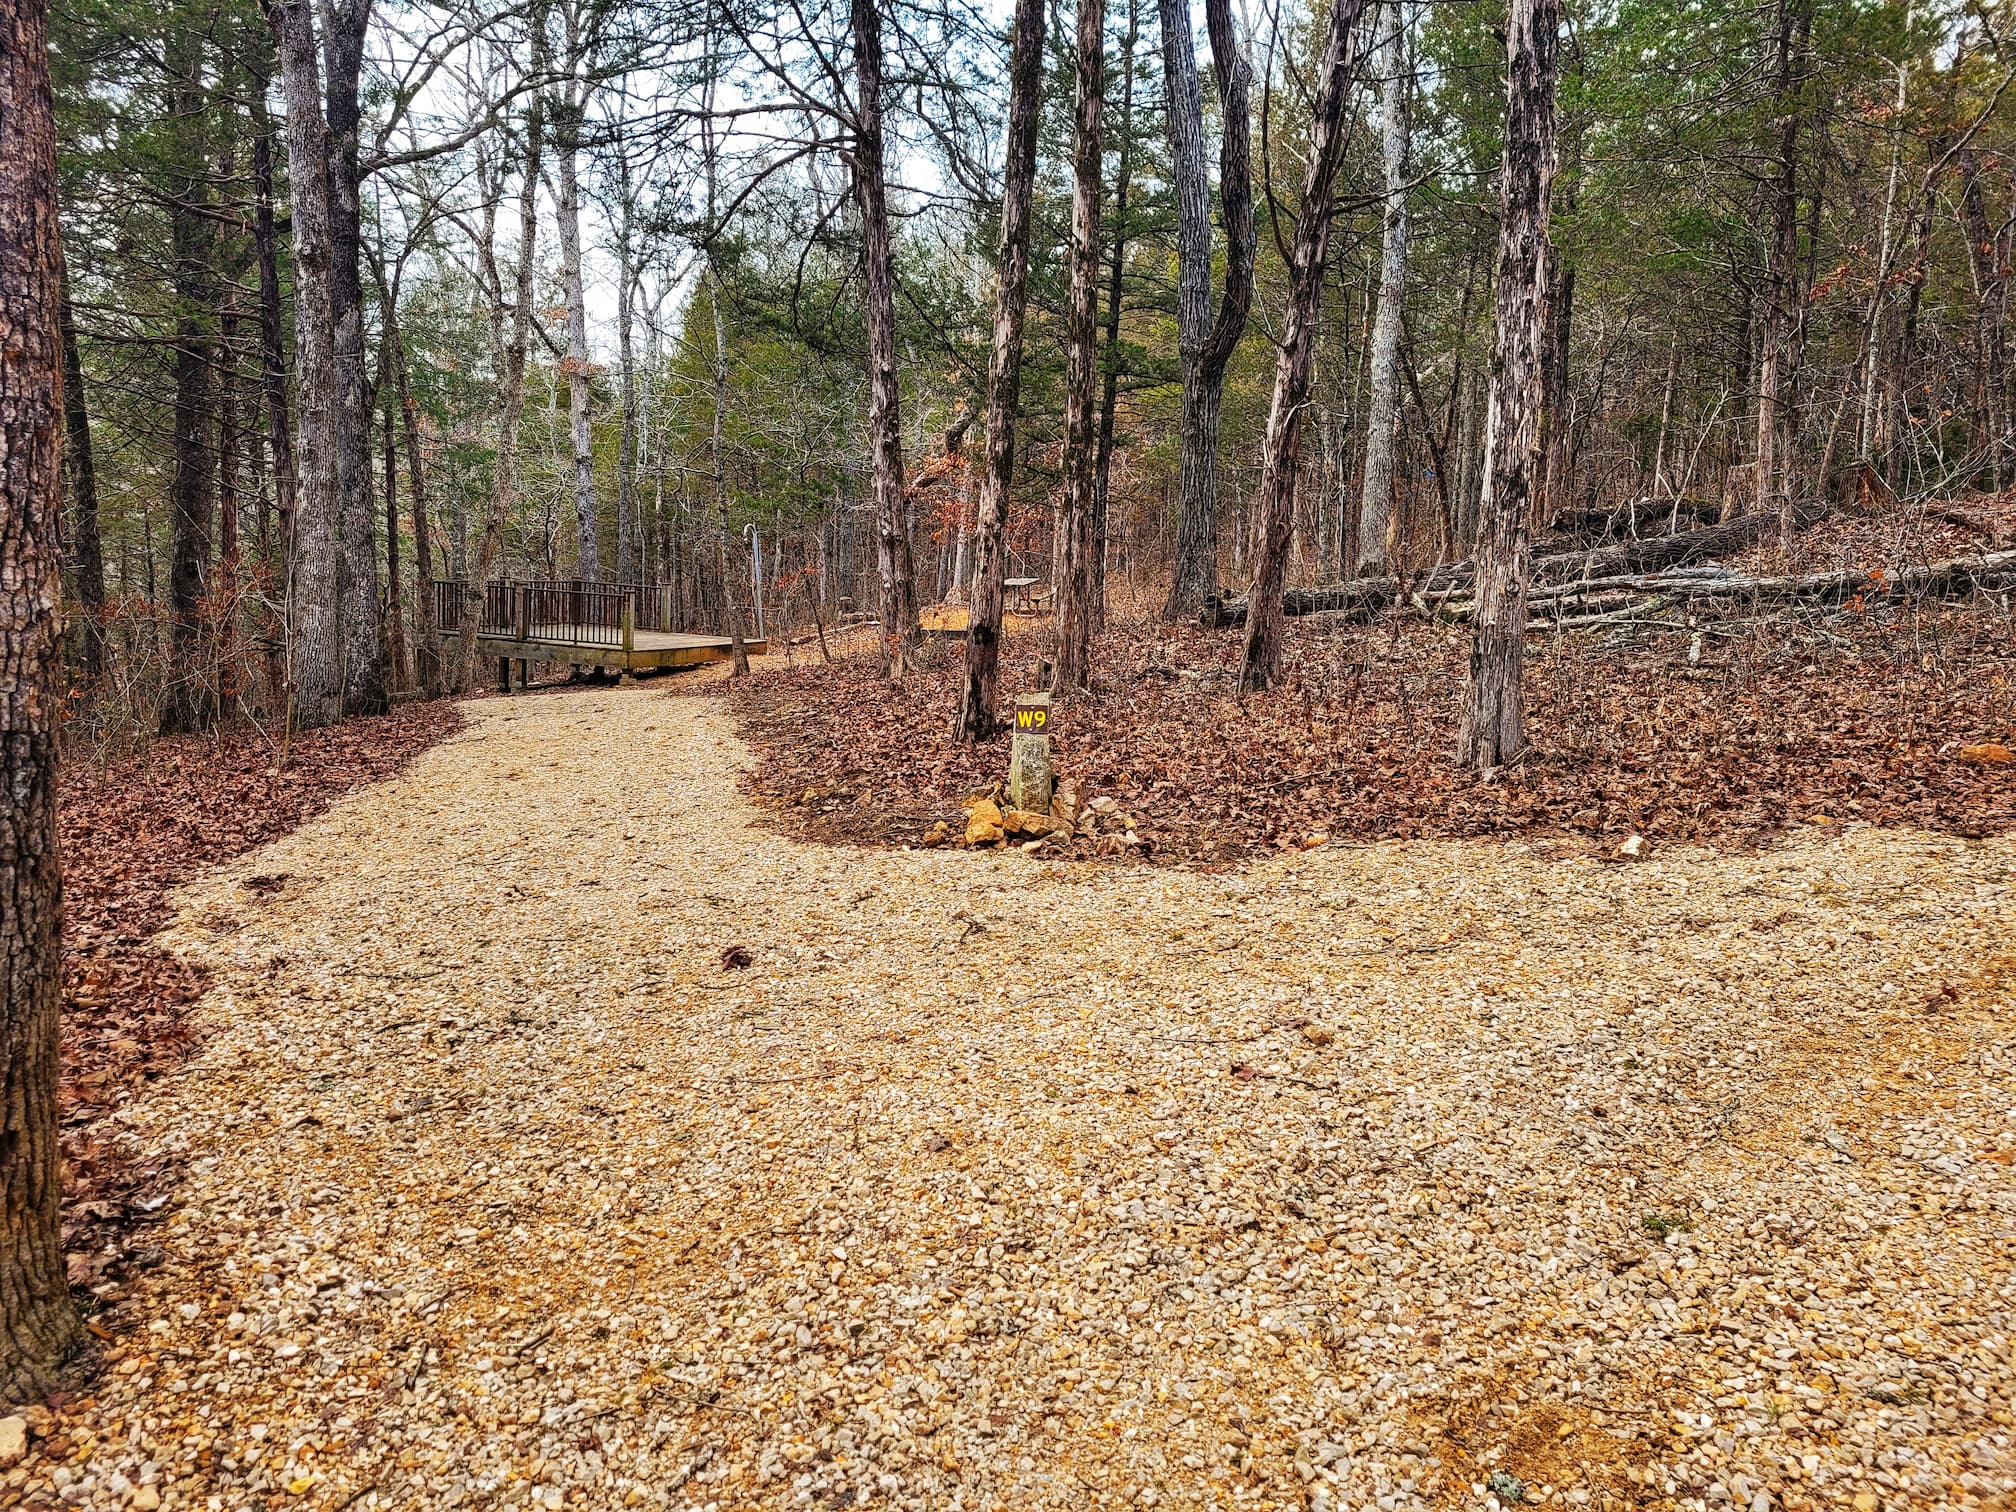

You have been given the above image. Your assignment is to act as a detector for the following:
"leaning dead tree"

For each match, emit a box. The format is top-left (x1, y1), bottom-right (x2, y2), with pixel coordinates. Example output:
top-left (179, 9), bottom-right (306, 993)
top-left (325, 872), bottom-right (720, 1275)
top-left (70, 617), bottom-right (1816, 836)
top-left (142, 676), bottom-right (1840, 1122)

top-left (1238, 0), bottom-right (1372, 691)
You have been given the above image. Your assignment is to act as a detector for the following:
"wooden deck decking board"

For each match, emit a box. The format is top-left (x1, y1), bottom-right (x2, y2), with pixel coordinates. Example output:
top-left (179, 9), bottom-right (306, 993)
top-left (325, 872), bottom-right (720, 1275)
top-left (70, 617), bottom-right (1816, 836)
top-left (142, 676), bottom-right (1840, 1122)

top-left (442, 628), bottom-right (766, 674)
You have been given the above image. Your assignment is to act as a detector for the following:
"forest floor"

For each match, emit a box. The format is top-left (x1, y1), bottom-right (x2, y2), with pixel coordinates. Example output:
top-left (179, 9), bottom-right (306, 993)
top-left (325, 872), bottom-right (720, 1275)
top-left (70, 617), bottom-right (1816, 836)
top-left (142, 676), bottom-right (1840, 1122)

top-left (20, 685), bottom-right (2014, 1512)
top-left (725, 497), bottom-right (2016, 866)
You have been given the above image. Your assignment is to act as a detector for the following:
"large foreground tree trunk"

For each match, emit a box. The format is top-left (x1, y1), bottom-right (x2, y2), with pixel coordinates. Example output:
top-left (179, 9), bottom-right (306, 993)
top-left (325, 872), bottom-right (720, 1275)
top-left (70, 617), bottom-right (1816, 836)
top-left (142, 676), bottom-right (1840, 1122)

top-left (1051, 0), bottom-right (1106, 691)
top-left (0, 0), bottom-right (87, 1396)
top-left (1357, 0), bottom-right (1411, 576)
top-left (272, 0), bottom-right (344, 727)
top-left (1237, 0), bottom-right (1372, 691)
top-left (851, 0), bottom-right (919, 676)
top-left (1456, 0), bottom-right (1558, 768)
top-left (323, 0), bottom-right (387, 716)
top-left (1157, 0), bottom-right (1254, 621)
top-left (955, 0), bottom-right (1044, 737)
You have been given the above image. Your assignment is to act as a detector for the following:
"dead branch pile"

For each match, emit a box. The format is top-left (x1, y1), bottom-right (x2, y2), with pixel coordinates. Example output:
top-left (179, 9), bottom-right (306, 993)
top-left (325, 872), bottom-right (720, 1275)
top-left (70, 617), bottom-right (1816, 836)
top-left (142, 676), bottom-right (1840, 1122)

top-left (1424, 548), bottom-right (2016, 629)
top-left (1200, 503), bottom-right (2004, 632)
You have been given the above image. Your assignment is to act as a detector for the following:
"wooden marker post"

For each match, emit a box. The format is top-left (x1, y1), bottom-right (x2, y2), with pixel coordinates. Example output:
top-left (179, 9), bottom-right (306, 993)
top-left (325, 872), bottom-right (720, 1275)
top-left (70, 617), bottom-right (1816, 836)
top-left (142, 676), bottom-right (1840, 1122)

top-left (1007, 691), bottom-right (1054, 814)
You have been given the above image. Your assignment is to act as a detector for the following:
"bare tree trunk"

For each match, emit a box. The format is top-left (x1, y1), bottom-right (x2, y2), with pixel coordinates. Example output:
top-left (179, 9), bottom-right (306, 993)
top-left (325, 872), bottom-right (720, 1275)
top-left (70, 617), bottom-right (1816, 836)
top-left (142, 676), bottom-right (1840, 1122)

top-left (323, 0), bottom-right (387, 715)
top-left (0, 0), bottom-right (87, 1395)
top-left (381, 405), bottom-right (408, 690)
top-left (851, 0), bottom-right (919, 676)
top-left (709, 277), bottom-right (749, 673)
top-left (699, 47), bottom-right (749, 675)
top-left (162, 52), bottom-right (217, 736)
top-left (250, 116), bottom-right (297, 554)
top-left (456, 24), bottom-right (547, 686)
top-left (614, 157), bottom-right (641, 584)
top-left (954, 0), bottom-right (1044, 739)
top-left (1158, 0), bottom-right (1254, 621)
top-left (1756, 0), bottom-right (1809, 551)
top-left (554, 24), bottom-right (601, 582)
top-left (1091, 0), bottom-right (1141, 632)
top-left (1237, 0), bottom-right (1372, 691)
top-left (1456, 0), bottom-right (1557, 768)
top-left (1538, 255), bottom-right (1574, 524)
top-left (389, 321), bottom-right (440, 696)
top-left (273, 0), bottom-right (343, 726)
top-left (216, 262), bottom-right (244, 716)
top-left (58, 266), bottom-right (106, 680)
top-left (1052, 0), bottom-right (1107, 691)
top-left (1959, 143), bottom-right (2010, 489)
top-left (1858, 23), bottom-right (1911, 469)
top-left (1357, 0), bottom-right (1411, 576)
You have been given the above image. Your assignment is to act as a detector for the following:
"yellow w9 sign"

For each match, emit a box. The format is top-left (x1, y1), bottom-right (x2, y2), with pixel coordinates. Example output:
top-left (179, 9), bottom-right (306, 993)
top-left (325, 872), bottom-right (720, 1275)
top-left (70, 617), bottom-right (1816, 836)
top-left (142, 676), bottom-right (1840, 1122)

top-left (1013, 702), bottom-right (1050, 733)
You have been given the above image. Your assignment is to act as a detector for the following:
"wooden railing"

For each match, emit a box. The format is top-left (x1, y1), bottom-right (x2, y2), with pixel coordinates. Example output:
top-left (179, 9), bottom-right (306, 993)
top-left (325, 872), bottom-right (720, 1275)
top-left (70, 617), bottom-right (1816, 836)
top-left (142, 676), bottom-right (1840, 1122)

top-left (433, 579), bottom-right (683, 649)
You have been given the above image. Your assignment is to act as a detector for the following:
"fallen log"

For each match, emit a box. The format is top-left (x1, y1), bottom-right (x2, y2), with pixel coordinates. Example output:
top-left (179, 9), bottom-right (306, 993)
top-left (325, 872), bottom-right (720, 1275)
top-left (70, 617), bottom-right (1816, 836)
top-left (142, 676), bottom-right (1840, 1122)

top-left (1203, 504), bottom-right (1824, 628)
top-left (1545, 496), bottom-right (1714, 542)
top-left (1426, 548), bottom-right (2016, 624)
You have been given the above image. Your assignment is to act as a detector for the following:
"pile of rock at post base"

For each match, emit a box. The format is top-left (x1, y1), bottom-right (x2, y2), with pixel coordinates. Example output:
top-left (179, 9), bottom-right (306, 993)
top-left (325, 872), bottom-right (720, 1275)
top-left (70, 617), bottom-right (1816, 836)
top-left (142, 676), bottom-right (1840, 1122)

top-left (919, 781), bottom-right (1149, 855)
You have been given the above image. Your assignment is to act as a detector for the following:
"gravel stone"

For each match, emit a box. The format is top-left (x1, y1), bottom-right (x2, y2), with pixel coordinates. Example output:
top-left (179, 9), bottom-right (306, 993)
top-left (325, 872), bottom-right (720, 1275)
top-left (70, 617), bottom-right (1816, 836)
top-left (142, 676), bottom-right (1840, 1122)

top-left (28, 689), bottom-right (2016, 1512)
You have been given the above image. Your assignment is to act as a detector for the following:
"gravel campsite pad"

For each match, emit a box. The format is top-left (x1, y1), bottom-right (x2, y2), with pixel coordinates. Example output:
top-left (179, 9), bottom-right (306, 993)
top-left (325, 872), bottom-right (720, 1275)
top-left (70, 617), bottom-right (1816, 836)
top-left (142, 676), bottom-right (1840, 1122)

top-left (31, 688), bottom-right (2015, 1512)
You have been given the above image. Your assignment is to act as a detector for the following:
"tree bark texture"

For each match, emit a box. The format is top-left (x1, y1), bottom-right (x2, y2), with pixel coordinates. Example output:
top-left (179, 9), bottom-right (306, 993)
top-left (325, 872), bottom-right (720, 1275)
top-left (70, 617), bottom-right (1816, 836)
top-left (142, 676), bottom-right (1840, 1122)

top-left (251, 122), bottom-right (298, 553)
top-left (323, 0), bottom-right (387, 716)
top-left (456, 30), bottom-right (546, 689)
top-left (162, 56), bottom-right (217, 735)
top-left (1754, 0), bottom-right (1809, 550)
top-left (554, 55), bottom-right (601, 582)
top-left (954, 0), bottom-right (1044, 739)
top-left (1157, 0), bottom-right (1254, 622)
top-left (851, 0), bottom-right (919, 676)
top-left (273, 0), bottom-right (344, 727)
top-left (389, 322), bottom-right (440, 696)
top-left (1456, 0), bottom-right (1558, 768)
top-left (381, 404), bottom-right (408, 690)
top-left (614, 180), bottom-right (641, 584)
top-left (1051, 0), bottom-right (1106, 691)
top-left (0, 0), bottom-right (88, 1396)
top-left (1958, 144), bottom-right (2011, 489)
top-left (1357, 0), bottom-right (1411, 576)
top-left (1090, 0), bottom-right (1140, 633)
top-left (57, 268), bottom-right (105, 680)
top-left (1237, 0), bottom-right (1372, 692)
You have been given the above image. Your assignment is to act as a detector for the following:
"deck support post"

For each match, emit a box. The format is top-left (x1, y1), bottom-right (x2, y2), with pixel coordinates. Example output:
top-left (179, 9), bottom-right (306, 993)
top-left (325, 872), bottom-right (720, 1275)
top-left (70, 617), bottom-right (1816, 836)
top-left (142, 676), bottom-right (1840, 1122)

top-left (496, 656), bottom-right (512, 694)
top-left (517, 658), bottom-right (529, 689)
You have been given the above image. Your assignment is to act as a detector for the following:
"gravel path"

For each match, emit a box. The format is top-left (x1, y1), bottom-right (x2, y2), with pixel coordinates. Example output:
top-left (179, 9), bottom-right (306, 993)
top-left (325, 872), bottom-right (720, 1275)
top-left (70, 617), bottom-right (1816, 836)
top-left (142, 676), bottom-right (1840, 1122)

top-left (30, 688), bottom-right (2015, 1512)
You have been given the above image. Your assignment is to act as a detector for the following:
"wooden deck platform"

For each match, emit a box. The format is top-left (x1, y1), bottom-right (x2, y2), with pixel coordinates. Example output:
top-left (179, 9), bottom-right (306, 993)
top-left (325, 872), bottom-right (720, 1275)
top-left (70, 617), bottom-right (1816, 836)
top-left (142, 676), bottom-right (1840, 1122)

top-left (446, 626), bottom-right (767, 678)
top-left (433, 580), bottom-right (764, 685)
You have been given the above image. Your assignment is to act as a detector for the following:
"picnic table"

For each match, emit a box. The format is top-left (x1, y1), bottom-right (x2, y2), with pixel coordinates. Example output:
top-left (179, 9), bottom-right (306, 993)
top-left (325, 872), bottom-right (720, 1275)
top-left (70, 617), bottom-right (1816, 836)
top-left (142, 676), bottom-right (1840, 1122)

top-left (1004, 577), bottom-right (1048, 614)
